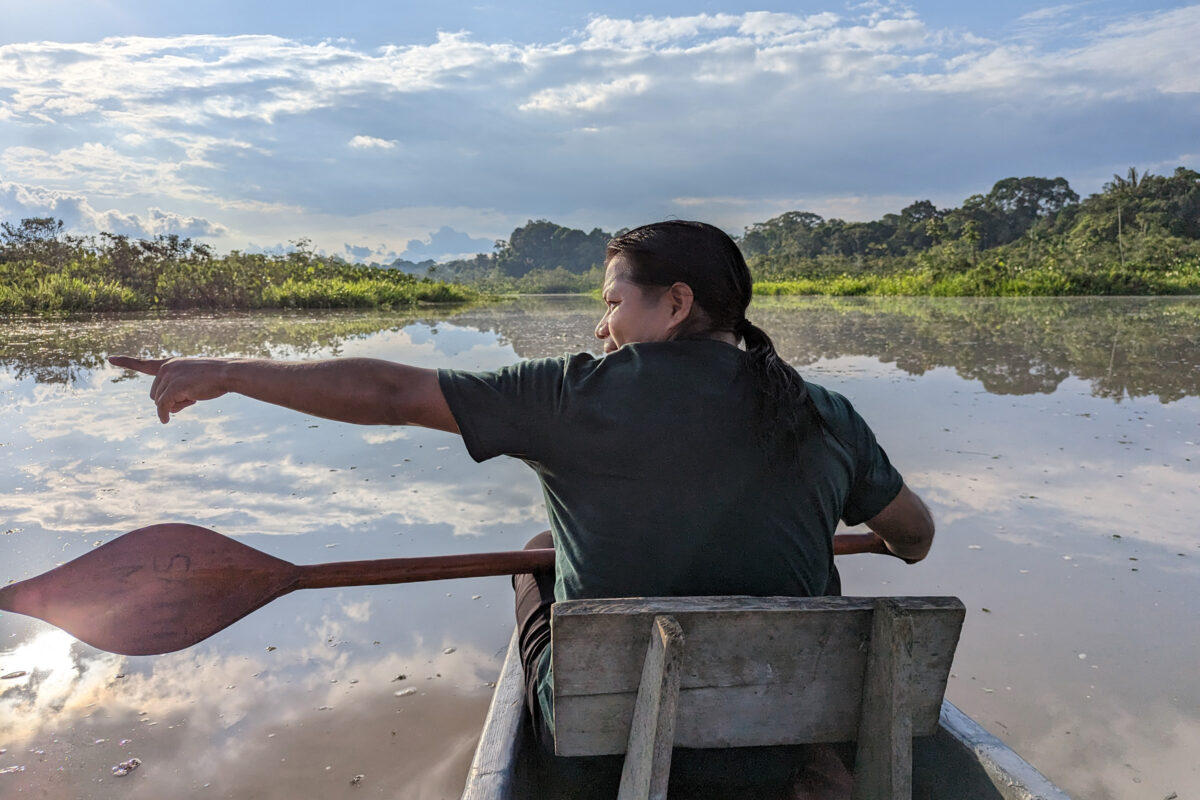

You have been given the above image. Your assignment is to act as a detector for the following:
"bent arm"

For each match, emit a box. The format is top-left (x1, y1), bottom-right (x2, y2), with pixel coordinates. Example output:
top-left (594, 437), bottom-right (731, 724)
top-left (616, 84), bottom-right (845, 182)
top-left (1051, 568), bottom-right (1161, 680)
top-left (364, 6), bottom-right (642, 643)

top-left (863, 483), bottom-right (935, 563)
top-left (108, 356), bottom-right (459, 433)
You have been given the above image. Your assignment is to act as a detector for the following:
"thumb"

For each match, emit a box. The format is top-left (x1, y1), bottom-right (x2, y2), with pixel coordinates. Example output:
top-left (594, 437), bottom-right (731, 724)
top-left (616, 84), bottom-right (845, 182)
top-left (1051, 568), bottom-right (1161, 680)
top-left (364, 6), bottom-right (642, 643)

top-left (108, 355), bottom-right (168, 376)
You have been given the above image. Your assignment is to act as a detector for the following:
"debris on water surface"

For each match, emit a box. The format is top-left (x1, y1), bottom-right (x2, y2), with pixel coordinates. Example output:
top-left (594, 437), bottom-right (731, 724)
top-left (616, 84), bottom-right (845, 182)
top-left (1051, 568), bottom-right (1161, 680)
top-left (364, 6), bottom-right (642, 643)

top-left (981, 608), bottom-right (991, 613)
top-left (472, 595), bottom-right (482, 600)
top-left (967, 545), bottom-right (982, 550)
top-left (1078, 653), bottom-right (1087, 660)
top-left (111, 758), bottom-right (142, 776)
top-left (266, 646), bottom-right (276, 652)
top-left (443, 647), bottom-right (456, 654)
top-left (394, 688), bottom-right (416, 698)
top-left (0, 765), bottom-right (26, 775)
top-left (350, 774), bottom-right (365, 786)
top-left (1, 671), bottom-right (28, 680)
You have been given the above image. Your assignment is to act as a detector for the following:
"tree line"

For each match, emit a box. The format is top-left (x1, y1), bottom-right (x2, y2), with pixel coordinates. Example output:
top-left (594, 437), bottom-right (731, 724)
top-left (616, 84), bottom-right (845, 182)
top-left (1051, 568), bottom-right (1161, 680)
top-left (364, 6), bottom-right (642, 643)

top-left (425, 166), bottom-right (1200, 295)
top-left (3, 165), bottom-right (1198, 311)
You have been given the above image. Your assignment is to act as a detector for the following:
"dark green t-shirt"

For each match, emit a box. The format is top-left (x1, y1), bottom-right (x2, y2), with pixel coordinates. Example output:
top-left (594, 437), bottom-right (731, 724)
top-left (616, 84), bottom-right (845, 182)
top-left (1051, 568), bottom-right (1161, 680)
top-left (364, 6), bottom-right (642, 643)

top-left (438, 339), bottom-right (903, 729)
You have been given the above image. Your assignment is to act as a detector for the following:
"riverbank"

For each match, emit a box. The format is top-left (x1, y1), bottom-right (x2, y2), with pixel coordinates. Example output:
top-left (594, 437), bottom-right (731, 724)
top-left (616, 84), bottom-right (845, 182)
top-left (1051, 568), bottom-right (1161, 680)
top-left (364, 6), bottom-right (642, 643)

top-left (0, 250), bottom-right (478, 314)
top-left (750, 258), bottom-right (1200, 296)
top-left (5, 253), bottom-right (1199, 315)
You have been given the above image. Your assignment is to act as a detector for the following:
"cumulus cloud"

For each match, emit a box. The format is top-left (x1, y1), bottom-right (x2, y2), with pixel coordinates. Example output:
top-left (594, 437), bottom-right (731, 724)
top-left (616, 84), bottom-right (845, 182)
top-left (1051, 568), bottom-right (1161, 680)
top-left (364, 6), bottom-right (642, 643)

top-left (348, 135), bottom-right (397, 150)
top-left (520, 74), bottom-right (650, 113)
top-left (396, 226), bottom-right (497, 262)
top-left (0, 180), bottom-right (226, 238)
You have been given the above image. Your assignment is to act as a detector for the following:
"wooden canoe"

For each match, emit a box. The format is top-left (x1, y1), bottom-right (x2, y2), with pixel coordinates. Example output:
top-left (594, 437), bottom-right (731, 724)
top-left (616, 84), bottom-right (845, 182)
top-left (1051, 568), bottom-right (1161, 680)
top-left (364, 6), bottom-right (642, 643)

top-left (461, 629), bottom-right (1073, 800)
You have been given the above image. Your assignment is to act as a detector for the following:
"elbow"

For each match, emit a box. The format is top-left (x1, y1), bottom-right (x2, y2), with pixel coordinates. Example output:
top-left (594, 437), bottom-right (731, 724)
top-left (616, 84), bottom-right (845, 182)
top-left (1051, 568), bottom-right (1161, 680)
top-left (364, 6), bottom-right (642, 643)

top-left (905, 528), bottom-right (934, 564)
top-left (905, 515), bottom-right (935, 564)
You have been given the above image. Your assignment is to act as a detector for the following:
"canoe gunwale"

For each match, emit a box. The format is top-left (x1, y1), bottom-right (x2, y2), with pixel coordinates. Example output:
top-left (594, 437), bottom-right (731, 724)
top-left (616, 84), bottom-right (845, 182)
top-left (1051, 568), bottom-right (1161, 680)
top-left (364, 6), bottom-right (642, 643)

top-left (461, 626), bottom-right (1073, 800)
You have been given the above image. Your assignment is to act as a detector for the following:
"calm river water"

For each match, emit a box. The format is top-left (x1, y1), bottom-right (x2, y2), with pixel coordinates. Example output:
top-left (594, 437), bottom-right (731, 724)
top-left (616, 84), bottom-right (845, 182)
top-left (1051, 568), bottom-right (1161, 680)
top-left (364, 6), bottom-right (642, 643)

top-left (1, 296), bottom-right (1197, 800)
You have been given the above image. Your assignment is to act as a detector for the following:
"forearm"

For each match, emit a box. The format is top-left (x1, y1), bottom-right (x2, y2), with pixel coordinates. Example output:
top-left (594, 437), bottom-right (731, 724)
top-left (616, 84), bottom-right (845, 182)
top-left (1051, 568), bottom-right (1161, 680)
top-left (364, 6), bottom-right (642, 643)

top-left (221, 358), bottom-right (421, 425)
top-left (110, 353), bottom-right (458, 431)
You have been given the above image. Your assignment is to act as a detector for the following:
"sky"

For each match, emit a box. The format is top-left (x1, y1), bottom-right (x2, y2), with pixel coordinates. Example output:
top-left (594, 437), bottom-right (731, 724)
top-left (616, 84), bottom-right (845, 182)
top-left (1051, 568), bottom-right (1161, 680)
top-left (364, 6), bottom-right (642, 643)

top-left (0, 1), bottom-right (1197, 263)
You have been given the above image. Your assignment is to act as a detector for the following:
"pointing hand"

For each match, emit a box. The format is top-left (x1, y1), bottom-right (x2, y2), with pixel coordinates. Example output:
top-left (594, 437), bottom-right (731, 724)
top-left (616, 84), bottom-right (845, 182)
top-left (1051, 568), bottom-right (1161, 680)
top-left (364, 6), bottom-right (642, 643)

top-left (108, 356), bottom-right (229, 423)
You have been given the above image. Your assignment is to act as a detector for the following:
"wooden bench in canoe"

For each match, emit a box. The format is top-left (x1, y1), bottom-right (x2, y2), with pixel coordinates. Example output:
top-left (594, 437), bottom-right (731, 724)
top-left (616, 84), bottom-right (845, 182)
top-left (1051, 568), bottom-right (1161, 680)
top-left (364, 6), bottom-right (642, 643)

top-left (461, 596), bottom-right (1073, 800)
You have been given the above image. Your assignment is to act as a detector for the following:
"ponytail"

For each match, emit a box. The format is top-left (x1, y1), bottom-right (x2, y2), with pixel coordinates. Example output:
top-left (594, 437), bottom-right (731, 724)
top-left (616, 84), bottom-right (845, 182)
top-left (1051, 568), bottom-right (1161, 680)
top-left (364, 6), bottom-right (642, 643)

top-left (737, 319), bottom-right (812, 440)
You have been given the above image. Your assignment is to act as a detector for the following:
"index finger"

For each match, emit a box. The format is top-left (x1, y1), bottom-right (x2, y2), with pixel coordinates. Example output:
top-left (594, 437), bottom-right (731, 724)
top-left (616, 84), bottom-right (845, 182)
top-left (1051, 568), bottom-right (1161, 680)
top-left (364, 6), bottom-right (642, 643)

top-left (108, 355), bottom-right (169, 376)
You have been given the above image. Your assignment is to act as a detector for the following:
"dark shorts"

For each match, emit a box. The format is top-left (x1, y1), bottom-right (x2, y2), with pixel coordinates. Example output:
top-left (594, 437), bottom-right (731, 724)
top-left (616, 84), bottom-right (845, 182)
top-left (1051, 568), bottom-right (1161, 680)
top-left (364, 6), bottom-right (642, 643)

top-left (513, 530), bottom-right (556, 750)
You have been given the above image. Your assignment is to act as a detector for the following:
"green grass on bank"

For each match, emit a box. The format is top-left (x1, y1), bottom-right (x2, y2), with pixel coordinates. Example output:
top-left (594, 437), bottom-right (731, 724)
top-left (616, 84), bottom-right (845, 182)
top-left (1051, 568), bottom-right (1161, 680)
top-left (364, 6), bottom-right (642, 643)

top-left (751, 257), bottom-right (1200, 297)
top-left (0, 253), bottom-right (477, 314)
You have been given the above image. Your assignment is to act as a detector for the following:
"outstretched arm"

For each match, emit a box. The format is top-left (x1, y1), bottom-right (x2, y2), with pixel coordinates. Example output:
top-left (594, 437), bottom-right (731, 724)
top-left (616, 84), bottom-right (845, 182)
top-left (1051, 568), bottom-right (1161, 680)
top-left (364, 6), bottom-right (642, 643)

top-left (107, 356), bottom-right (459, 433)
top-left (862, 484), bottom-right (935, 563)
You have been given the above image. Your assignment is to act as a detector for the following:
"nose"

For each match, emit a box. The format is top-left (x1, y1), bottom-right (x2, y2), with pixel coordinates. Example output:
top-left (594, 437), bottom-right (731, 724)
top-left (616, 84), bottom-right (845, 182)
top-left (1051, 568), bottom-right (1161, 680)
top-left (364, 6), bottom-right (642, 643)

top-left (595, 316), bottom-right (608, 340)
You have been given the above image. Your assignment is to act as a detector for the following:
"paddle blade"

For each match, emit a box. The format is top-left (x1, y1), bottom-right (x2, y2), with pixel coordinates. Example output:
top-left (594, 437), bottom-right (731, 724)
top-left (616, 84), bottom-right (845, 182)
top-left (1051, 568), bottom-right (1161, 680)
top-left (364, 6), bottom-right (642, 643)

top-left (0, 523), bottom-right (299, 656)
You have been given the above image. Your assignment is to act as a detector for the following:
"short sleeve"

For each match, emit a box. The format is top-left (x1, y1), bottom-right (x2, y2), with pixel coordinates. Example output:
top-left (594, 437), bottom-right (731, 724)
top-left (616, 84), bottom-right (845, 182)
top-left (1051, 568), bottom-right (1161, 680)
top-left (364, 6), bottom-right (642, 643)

top-left (437, 357), bottom-right (568, 463)
top-left (841, 431), bottom-right (904, 525)
top-left (813, 387), bottom-right (904, 526)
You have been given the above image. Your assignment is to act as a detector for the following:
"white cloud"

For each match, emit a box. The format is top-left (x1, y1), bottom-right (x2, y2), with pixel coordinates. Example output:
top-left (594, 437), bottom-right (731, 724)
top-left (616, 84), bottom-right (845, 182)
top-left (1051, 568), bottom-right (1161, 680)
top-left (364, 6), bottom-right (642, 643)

top-left (582, 13), bottom-right (742, 49)
top-left (520, 74), bottom-right (650, 113)
top-left (348, 135), bottom-right (397, 150)
top-left (1017, 4), bottom-right (1085, 23)
top-left (0, 180), bottom-right (226, 238)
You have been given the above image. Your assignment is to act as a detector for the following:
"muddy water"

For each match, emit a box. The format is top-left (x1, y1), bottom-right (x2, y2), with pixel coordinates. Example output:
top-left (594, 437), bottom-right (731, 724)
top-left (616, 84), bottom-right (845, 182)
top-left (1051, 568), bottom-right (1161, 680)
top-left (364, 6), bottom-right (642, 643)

top-left (0, 297), bottom-right (1197, 800)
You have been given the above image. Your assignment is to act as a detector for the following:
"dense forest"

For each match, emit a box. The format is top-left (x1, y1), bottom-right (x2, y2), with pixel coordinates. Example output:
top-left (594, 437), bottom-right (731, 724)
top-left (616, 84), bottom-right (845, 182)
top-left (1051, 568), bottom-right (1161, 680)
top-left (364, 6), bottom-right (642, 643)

top-left (2, 166), bottom-right (1198, 312)
top-left (427, 166), bottom-right (1200, 295)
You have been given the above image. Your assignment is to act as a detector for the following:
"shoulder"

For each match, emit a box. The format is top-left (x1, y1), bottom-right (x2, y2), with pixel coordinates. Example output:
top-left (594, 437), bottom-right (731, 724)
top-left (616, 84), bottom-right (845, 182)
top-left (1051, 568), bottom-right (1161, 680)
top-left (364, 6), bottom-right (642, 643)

top-left (804, 379), bottom-right (853, 419)
top-left (439, 353), bottom-right (582, 386)
top-left (804, 380), bottom-right (879, 447)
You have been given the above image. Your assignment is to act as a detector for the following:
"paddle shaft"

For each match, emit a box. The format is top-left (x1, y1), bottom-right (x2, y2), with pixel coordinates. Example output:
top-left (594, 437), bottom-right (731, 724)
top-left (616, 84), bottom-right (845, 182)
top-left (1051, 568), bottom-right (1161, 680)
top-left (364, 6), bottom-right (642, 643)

top-left (295, 532), bottom-right (881, 590)
top-left (295, 548), bottom-right (557, 589)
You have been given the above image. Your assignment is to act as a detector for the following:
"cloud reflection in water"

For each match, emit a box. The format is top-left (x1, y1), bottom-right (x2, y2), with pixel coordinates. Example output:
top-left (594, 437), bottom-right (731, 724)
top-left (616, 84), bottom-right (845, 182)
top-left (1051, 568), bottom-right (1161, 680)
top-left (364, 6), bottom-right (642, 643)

top-left (1, 298), bottom-right (1198, 800)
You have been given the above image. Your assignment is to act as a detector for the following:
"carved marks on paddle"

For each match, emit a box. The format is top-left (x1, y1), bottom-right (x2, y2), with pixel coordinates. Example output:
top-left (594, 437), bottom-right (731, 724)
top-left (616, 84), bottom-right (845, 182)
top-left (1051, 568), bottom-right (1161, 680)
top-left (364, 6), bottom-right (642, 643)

top-left (153, 553), bottom-right (191, 577)
top-left (116, 552), bottom-right (196, 642)
top-left (112, 564), bottom-right (144, 582)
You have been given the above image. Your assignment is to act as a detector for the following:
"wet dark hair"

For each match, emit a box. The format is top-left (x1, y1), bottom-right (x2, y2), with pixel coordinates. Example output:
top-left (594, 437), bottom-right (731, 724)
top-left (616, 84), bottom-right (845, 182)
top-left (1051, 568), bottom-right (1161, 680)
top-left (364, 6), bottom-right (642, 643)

top-left (606, 220), bottom-right (811, 438)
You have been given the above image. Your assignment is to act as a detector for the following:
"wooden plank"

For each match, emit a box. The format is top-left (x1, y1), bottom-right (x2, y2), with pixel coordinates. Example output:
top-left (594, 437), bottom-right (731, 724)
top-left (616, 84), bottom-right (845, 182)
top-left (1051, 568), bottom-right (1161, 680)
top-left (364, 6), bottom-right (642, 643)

top-left (852, 598), bottom-right (914, 800)
top-left (617, 615), bottom-right (685, 800)
top-left (461, 629), bottom-right (526, 800)
top-left (551, 596), bottom-right (963, 756)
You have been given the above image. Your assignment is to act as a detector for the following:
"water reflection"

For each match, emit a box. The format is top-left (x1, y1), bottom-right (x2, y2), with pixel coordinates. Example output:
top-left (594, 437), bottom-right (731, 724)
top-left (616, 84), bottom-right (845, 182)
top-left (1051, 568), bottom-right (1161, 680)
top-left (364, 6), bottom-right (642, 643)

top-left (1, 297), bottom-right (1198, 800)
top-left (5, 297), bottom-right (1198, 401)
top-left (1, 623), bottom-right (496, 799)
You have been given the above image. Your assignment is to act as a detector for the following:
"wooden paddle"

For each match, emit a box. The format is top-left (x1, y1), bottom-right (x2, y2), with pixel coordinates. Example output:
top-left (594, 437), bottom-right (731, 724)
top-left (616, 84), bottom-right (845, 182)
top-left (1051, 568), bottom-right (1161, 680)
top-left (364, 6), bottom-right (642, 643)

top-left (0, 524), bottom-right (883, 656)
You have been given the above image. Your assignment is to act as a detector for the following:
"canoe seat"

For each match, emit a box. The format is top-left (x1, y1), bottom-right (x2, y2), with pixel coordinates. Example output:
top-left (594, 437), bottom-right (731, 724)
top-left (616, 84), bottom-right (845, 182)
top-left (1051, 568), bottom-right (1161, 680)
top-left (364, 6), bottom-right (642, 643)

top-left (550, 595), bottom-right (965, 800)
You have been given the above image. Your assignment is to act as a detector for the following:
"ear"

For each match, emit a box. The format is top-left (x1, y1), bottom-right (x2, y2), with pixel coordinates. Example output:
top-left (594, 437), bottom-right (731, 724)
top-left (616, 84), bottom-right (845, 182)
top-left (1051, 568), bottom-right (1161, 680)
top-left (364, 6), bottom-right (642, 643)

top-left (665, 282), bottom-right (695, 327)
